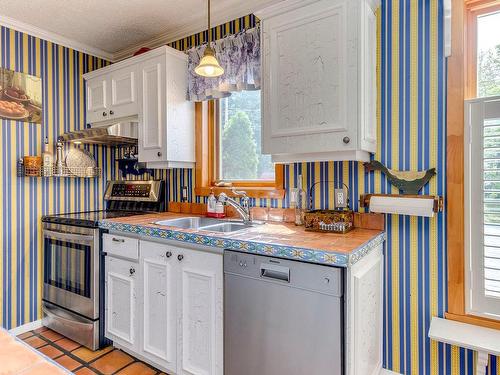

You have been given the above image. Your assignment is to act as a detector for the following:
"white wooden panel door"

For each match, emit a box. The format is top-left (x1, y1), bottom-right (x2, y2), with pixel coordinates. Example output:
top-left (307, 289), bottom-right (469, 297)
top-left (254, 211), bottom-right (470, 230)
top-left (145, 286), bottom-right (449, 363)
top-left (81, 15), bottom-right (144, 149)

top-left (86, 76), bottom-right (109, 124)
top-left (140, 241), bottom-right (177, 374)
top-left (178, 248), bottom-right (223, 375)
top-left (110, 68), bottom-right (138, 119)
top-left (138, 55), bottom-right (167, 163)
top-left (262, 0), bottom-right (354, 156)
top-left (359, 0), bottom-right (377, 153)
top-left (105, 256), bottom-right (138, 352)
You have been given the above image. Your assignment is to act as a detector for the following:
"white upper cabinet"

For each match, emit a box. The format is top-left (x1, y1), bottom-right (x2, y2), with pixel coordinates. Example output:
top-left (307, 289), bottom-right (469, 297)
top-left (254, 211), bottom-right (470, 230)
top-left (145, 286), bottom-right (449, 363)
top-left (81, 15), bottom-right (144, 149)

top-left (83, 46), bottom-right (195, 168)
top-left (256, 0), bottom-right (379, 163)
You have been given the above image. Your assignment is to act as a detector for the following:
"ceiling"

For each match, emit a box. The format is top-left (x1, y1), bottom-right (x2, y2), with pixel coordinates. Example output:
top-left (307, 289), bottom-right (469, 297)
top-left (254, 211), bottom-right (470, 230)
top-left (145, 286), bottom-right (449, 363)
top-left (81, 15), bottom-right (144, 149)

top-left (0, 0), bottom-right (281, 61)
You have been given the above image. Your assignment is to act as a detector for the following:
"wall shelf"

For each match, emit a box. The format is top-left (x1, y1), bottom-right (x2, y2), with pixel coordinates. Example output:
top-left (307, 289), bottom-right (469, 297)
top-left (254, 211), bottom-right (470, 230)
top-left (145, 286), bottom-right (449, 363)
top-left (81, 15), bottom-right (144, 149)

top-left (359, 194), bottom-right (444, 217)
top-left (17, 161), bottom-right (101, 178)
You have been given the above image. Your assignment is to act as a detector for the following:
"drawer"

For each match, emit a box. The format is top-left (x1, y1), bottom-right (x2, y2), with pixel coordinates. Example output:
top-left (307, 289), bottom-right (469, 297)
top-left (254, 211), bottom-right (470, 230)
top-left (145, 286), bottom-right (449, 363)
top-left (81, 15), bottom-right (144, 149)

top-left (103, 233), bottom-right (139, 260)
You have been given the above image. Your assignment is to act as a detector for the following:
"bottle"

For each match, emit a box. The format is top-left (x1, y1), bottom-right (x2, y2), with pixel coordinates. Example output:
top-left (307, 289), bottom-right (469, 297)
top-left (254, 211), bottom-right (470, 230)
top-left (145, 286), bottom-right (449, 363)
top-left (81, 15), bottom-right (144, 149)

top-left (215, 201), bottom-right (225, 218)
top-left (294, 175), bottom-right (306, 225)
top-left (207, 189), bottom-right (217, 217)
top-left (42, 137), bottom-right (53, 176)
top-left (55, 139), bottom-right (64, 176)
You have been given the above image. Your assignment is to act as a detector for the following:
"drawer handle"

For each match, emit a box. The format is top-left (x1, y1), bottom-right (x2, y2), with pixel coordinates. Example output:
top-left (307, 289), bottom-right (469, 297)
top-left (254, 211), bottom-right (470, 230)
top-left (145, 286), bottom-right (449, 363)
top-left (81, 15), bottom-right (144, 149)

top-left (177, 254), bottom-right (184, 261)
top-left (109, 110), bottom-right (114, 115)
top-left (157, 151), bottom-right (162, 157)
top-left (129, 267), bottom-right (135, 275)
top-left (102, 111), bottom-right (107, 117)
top-left (166, 251), bottom-right (172, 258)
top-left (112, 237), bottom-right (125, 243)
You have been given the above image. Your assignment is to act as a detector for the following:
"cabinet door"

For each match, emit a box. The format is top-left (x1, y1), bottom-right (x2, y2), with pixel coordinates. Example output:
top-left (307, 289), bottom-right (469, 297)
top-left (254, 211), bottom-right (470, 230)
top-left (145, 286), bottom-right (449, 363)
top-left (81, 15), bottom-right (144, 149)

top-left (86, 76), bottom-right (109, 124)
top-left (261, 0), bottom-right (357, 155)
top-left (109, 68), bottom-right (138, 119)
top-left (178, 248), bottom-right (223, 375)
top-left (140, 241), bottom-right (177, 374)
top-left (138, 55), bottom-right (167, 163)
top-left (105, 256), bottom-right (138, 351)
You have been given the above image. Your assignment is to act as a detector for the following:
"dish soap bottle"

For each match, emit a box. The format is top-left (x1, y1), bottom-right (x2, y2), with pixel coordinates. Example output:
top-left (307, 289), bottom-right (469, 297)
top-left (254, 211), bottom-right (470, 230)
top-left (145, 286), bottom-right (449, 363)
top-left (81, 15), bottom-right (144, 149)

top-left (42, 137), bottom-right (53, 176)
top-left (207, 188), bottom-right (217, 218)
top-left (293, 175), bottom-right (306, 225)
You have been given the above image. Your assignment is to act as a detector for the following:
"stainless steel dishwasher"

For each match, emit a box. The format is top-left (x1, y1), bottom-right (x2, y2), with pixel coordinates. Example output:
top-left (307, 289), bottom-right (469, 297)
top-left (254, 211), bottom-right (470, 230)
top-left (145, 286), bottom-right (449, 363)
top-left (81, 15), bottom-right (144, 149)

top-left (224, 250), bottom-right (344, 375)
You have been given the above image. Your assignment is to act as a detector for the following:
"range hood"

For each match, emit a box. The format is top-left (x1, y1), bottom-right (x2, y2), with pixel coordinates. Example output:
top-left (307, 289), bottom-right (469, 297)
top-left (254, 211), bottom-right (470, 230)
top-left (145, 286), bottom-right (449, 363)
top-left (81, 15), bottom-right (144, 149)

top-left (59, 121), bottom-right (138, 146)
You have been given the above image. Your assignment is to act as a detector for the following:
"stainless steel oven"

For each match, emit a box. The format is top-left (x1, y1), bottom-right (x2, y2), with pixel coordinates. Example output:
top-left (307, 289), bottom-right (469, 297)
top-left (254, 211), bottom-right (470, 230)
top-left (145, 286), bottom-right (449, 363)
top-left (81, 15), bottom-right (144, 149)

top-left (42, 223), bottom-right (101, 349)
top-left (42, 180), bottom-right (166, 350)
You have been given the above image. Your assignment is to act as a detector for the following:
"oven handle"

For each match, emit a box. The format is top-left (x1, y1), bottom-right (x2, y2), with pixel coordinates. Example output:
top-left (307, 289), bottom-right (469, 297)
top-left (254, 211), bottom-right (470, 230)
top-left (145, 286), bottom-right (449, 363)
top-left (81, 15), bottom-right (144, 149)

top-left (44, 230), bottom-right (94, 243)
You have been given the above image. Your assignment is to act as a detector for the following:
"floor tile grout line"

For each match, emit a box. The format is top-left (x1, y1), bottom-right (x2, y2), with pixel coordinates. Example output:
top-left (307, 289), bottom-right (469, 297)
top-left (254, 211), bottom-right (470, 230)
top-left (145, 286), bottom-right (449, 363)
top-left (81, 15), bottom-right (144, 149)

top-left (20, 329), bottom-right (169, 375)
top-left (28, 331), bottom-right (106, 375)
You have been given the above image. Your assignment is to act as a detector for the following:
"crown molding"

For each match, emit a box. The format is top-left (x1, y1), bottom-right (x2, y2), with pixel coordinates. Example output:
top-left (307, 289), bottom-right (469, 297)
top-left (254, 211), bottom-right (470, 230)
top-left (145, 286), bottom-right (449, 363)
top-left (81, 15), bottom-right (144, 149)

top-left (0, 14), bottom-right (114, 61)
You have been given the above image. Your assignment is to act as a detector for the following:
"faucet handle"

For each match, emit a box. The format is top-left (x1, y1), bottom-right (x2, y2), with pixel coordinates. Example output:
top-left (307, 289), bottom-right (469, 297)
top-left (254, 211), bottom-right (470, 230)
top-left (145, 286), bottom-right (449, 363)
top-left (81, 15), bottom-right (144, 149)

top-left (231, 188), bottom-right (248, 197)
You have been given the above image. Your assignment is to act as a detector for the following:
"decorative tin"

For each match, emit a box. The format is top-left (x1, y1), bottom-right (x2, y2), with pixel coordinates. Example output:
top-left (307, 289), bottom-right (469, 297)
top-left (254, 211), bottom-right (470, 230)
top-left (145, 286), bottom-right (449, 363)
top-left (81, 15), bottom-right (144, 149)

top-left (304, 209), bottom-right (354, 233)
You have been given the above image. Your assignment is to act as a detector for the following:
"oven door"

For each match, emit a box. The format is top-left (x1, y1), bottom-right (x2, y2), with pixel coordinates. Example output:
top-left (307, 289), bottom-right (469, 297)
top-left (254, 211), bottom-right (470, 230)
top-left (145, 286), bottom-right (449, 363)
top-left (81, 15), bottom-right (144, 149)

top-left (43, 223), bottom-right (99, 319)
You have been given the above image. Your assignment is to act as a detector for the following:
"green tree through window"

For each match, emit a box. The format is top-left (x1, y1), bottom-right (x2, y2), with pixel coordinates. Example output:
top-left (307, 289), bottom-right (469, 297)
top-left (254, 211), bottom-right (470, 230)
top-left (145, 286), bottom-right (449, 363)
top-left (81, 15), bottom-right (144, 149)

top-left (219, 90), bottom-right (274, 181)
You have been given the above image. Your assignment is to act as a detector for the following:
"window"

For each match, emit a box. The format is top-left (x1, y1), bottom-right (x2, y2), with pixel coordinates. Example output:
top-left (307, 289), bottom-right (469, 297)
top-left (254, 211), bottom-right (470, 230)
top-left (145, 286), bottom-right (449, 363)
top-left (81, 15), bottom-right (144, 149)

top-left (465, 97), bottom-right (500, 320)
top-left (477, 10), bottom-right (500, 97)
top-left (217, 91), bottom-right (274, 182)
top-left (447, 0), bottom-right (500, 329)
top-left (194, 96), bottom-right (284, 199)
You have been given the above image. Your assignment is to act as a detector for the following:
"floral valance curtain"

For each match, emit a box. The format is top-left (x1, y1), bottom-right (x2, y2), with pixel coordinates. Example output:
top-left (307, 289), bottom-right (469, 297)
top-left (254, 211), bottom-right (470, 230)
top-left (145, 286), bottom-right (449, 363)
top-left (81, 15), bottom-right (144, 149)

top-left (187, 26), bottom-right (260, 101)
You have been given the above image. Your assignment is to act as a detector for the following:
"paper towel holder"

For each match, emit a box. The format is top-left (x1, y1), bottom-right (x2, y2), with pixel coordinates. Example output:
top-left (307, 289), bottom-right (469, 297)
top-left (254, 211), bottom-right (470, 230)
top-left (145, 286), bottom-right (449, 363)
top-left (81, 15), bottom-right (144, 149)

top-left (359, 194), bottom-right (444, 216)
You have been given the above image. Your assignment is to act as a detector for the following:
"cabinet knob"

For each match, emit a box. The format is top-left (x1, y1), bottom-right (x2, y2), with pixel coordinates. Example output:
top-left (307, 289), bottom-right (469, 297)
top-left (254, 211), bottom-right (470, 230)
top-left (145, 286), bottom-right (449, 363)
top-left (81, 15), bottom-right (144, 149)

top-left (166, 251), bottom-right (172, 258)
top-left (102, 111), bottom-right (107, 117)
top-left (342, 136), bottom-right (350, 144)
top-left (157, 151), bottom-right (162, 157)
top-left (129, 267), bottom-right (135, 275)
top-left (109, 110), bottom-right (114, 115)
top-left (177, 254), bottom-right (184, 261)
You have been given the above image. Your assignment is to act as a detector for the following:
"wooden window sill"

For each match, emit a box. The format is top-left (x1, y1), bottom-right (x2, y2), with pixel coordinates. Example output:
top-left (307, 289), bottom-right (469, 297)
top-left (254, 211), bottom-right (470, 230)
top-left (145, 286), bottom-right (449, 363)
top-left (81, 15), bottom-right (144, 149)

top-left (445, 312), bottom-right (500, 331)
top-left (195, 186), bottom-right (286, 199)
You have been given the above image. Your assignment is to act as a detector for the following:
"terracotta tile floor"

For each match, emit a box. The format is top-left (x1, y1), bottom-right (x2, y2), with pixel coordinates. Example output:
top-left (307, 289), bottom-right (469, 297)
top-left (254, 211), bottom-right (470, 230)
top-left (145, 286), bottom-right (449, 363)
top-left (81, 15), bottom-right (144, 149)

top-left (18, 328), bottom-right (167, 375)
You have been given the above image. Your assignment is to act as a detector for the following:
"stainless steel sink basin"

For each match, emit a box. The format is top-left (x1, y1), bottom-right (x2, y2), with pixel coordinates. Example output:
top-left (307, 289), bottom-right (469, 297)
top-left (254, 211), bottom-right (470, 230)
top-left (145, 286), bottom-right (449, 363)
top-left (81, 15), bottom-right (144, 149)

top-left (199, 222), bottom-right (255, 233)
top-left (153, 217), bottom-right (221, 229)
top-left (153, 217), bottom-right (264, 233)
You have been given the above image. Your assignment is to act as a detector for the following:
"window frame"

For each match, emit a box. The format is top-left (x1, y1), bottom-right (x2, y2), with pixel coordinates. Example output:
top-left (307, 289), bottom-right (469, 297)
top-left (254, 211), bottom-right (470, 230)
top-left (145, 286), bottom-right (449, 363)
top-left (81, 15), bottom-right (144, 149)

top-left (447, 0), bottom-right (500, 330)
top-left (194, 101), bottom-right (285, 199)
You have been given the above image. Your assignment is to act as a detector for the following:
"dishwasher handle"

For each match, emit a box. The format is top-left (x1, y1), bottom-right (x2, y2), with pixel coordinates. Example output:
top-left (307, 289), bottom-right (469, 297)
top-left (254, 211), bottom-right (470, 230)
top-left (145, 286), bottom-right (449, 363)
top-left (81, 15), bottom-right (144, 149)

top-left (260, 263), bottom-right (290, 283)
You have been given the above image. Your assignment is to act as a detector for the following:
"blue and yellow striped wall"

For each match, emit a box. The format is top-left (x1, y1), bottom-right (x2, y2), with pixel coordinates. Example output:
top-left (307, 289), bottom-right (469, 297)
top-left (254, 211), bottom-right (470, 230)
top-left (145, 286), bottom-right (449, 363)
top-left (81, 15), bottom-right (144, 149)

top-left (0, 27), bottom-right (115, 330)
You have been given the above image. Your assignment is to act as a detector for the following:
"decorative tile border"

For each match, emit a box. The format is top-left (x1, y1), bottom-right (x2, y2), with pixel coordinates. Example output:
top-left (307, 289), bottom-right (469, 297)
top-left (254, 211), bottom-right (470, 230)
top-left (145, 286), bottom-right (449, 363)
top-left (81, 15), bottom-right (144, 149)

top-left (348, 232), bottom-right (387, 265)
top-left (99, 221), bottom-right (385, 267)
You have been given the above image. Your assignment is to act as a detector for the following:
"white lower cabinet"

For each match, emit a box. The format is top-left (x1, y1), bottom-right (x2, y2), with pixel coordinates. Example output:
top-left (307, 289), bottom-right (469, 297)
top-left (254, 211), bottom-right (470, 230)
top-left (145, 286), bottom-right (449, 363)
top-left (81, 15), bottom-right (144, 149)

top-left (140, 241), bottom-right (178, 374)
top-left (104, 237), bottom-right (223, 375)
top-left (105, 256), bottom-right (139, 352)
top-left (178, 247), bottom-right (223, 375)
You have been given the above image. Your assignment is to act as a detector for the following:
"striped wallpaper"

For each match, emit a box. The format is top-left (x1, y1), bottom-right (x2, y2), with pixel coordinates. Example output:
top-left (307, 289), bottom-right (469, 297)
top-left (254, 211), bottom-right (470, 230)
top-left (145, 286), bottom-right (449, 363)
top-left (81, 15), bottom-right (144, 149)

top-left (0, 27), bottom-right (115, 330)
top-left (0, 3), bottom-right (497, 375)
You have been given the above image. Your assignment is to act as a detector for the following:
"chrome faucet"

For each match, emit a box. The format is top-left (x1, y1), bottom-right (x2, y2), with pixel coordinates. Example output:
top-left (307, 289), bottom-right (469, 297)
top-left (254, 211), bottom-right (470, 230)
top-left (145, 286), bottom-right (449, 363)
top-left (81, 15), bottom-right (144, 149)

top-left (218, 189), bottom-right (251, 223)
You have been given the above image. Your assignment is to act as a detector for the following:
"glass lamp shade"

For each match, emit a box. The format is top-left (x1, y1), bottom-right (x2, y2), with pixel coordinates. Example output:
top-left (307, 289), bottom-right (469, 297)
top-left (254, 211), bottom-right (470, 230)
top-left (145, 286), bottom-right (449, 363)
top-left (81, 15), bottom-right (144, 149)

top-left (194, 46), bottom-right (224, 77)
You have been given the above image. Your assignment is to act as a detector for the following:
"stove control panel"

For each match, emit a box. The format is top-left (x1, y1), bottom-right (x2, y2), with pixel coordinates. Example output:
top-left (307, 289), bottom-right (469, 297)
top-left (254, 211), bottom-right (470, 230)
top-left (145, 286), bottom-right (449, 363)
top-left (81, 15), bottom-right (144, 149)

top-left (104, 180), bottom-right (162, 202)
top-left (111, 183), bottom-right (151, 198)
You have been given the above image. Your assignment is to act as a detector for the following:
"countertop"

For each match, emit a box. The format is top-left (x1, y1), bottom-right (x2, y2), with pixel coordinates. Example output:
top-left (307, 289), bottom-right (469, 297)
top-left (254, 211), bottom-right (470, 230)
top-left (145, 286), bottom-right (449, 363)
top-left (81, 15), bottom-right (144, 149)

top-left (99, 212), bottom-right (385, 267)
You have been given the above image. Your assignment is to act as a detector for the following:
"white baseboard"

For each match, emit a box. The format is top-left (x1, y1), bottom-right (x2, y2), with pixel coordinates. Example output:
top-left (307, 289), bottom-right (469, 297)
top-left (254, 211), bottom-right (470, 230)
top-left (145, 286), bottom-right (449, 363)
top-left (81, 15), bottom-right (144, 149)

top-left (380, 369), bottom-right (402, 375)
top-left (8, 320), bottom-right (43, 336)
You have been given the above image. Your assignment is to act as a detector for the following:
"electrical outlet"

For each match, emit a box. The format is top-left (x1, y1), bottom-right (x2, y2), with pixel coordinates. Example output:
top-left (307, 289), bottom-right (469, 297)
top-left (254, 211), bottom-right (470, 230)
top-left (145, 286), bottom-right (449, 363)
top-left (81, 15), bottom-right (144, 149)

top-left (181, 186), bottom-right (188, 202)
top-left (334, 188), bottom-right (347, 209)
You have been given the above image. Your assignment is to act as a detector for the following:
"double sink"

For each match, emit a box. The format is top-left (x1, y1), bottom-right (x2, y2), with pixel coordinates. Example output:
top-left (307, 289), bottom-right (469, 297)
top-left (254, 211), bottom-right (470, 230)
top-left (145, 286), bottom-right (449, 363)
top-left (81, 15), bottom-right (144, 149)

top-left (154, 217), bottom-right (264, 233)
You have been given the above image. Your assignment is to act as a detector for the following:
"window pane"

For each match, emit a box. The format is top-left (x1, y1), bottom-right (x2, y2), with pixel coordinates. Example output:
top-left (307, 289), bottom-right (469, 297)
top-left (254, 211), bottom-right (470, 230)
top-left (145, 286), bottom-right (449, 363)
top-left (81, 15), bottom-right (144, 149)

top-left (219, 90), bottom-right (274, 181)
top-left (477, 11), bottom-right (500, 97)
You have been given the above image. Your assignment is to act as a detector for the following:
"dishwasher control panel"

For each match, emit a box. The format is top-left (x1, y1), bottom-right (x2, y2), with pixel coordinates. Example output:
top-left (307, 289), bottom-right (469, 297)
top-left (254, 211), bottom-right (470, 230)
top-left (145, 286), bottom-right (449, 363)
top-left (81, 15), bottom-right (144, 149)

top-left (224, 250), bottom-right (343, 297)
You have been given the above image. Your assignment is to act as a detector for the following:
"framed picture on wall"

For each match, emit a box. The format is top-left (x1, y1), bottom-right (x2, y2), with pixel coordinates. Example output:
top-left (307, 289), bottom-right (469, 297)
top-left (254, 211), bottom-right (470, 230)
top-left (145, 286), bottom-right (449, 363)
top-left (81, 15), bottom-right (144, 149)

top-left (0, 67), bottom-right (42, 124)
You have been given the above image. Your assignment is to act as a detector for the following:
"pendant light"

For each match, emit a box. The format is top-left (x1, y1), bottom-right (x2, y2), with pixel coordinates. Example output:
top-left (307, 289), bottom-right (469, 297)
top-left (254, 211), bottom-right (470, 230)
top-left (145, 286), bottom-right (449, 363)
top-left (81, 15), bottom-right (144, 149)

top-left (195, 0), bottom-right (224, 77)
